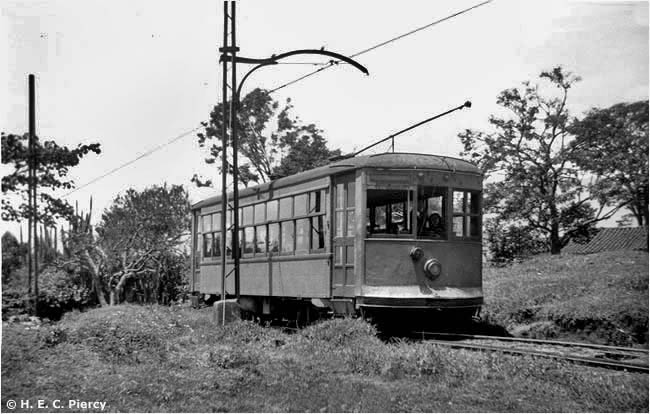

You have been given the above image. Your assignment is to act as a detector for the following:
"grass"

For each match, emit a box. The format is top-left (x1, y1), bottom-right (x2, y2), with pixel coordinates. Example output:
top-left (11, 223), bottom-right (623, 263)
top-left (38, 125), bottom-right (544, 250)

top-left (2, 305), bottom-right (648, 412)
top-left (482, 250), bottom-right (648, 346)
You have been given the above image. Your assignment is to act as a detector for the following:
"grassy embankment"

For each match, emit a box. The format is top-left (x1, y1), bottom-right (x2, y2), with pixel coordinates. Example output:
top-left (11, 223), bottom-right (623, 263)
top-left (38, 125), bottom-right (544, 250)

top-left (482, 250), bottom-right (648, 346)
top-left (2, 302), bottom-right (648, 412)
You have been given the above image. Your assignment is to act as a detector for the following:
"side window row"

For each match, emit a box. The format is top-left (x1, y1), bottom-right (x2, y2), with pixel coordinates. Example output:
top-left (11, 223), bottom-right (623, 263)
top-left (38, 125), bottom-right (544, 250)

top-left (201, 216), bottom-right (326, 258)
top-left (200, 189), bottom-right (326, 232)
top-left (199, 189), bottom-right (327, 259)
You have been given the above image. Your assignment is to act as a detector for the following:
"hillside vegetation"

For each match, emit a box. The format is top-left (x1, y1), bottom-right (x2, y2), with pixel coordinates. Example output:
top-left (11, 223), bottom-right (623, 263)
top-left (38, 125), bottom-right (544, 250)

top-left (483, 250), bottom-right (648, 346)
top-left (2, 304), bottom-right (647, 412)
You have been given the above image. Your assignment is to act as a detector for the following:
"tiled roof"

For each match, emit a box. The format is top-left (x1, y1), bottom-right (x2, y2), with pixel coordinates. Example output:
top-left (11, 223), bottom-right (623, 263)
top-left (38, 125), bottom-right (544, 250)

top-left (564, 227), bottom-right (648, 254)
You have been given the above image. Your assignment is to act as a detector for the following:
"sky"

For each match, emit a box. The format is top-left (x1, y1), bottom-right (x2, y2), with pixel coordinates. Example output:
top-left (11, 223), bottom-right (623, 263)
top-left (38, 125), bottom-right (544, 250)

top-left (1, 0), bottom-right (648, 236)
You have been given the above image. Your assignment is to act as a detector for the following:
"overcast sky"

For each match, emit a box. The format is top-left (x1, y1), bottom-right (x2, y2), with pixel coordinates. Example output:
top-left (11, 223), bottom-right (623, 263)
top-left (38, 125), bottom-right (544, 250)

top-left (2, 0), bottom-right (648, 235)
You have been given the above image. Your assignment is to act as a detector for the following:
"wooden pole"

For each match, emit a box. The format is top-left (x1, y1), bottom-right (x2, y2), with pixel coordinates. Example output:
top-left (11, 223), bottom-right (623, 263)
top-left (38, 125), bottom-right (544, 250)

top-left (29, 74), bottom-right (39, 304)
top-left (220, 0), bottom-right (229, 325)
top-left (230, 0), bottom-right (240, 300)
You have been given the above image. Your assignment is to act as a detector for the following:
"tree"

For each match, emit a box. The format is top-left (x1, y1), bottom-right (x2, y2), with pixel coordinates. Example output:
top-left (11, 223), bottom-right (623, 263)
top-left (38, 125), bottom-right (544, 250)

top-left (459, 67), bottom-right (620, 254)
top-left (194, 88), bottom-right (340, 187)
top-left (1, 132), bottom-right (101, 226)
top-left (2, 231), bottom-right (26, 284)
top-left (66, 184), bottom-right (190, 306)
top-left (570, 100), bottom-right (649, 226)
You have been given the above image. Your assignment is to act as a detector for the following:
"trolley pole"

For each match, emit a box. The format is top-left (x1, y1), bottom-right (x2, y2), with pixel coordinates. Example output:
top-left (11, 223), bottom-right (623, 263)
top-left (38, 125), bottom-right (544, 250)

top-left (219, 1), bottom-right (229, 325)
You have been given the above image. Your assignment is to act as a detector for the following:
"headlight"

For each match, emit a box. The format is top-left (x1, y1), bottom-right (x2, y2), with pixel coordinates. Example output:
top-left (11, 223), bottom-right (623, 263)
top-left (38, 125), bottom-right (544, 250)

top-left (424, 258), bottom-right (442, 280)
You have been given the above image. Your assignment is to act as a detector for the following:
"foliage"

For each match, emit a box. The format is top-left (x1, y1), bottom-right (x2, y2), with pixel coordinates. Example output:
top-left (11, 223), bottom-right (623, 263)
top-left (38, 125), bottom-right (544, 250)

top-left (37, 267), bottom-right (94, 319)
top-left (2, 305), bottom-right (647, 412)
top-left (483, 250), bottom-right (648, 346)
top-left (1, 132), bottom-right (101, 226)
top-left (194, 88), bottom-right (340, 187)
top-left (2, 231), bottom-right (26, 284)
top-left (459, 67), bottom-right (619, 254)
top-left (67, 184), bottom-right (191, 306)
top-left (484, 219), bottom-right (548, 263)
top-left (570, 100), bottom-right (649, 226)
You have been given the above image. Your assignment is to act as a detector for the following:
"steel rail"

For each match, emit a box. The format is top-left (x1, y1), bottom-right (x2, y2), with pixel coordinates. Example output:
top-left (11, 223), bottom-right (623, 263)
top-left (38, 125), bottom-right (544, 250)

top-left (425, 339), bottom-right (649, 373)
top-left (416, 331), bottom-right (649, 354)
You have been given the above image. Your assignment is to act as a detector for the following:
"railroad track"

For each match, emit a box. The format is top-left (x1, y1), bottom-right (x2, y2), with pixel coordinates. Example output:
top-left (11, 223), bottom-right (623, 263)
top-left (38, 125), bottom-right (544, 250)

top-left (415, 331), bottom-right (649, 373)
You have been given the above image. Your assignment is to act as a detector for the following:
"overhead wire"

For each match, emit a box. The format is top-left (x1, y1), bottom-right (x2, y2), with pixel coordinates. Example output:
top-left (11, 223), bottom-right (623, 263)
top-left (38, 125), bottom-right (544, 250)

top-left (62, 126), bottom-right (202, 198)
top-left (61, 0), bottom-right (493, 198)
top-left (268, 0), bottom-right (493, 94)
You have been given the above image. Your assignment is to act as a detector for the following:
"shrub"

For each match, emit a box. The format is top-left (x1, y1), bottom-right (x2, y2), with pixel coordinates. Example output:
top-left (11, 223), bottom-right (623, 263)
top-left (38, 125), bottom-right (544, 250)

top-left (37, 267), bottom-right (94, 319)
top-left (485, 219), bottom-right (548, 263)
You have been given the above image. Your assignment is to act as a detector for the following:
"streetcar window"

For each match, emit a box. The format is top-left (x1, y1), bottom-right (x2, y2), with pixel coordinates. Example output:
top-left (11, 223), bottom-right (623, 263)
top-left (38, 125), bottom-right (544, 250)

top-left (225, 230), bottom-right (233, 257)
top-left (212, 213), bottom-right (221, 231)
top-left (346, 210), bottom-right (355, 235)
top-left (267, 200), bottom-right (278, 221)
top-left (243, 227), bottom-right (254, 254)
top-left (469, 192), bottom-right (480, 215)
top-left (335, 211), bottom-right (344, 237)
top-left (242, 206), bottom-right (254, 226)
top-left (453, 192), bottom-right (464, 214)
top-left (255, 225), bottom-right (267, 254)
top-left (294, 194), bottom-right (308, 217)
top-left (452, 190), bottom-right (481, 239)
top-left (279, 197), bottom-right (292, 219)
top-left (417, 186), bottom-right (447, 239)
top-left (295, 218), bottom-right (310, 253)
top-left (213, 232), bottom-right (221, 257)
top-left (203, 233), bottom-right (213, 257)
top-left (309, 190), bottom-right (325, 213)
top-left (268, 223), bottom-right (280, 253)
top-left (281, 221), bottom-right (294, 253)
top-left (366, 189), bottom-right (413, 236)
top-left (452, 217), bottom-right (464, 237)
top-left (311, 216), bottom-right (325, 250)
top-left (336, 183), bottom-right (345, 208)
top-left (346, 182), bottom-right (355, 207)
top-left (254, 203), bottom-right (265, 224)
top-left (202, 215), bottom-right (212, 233)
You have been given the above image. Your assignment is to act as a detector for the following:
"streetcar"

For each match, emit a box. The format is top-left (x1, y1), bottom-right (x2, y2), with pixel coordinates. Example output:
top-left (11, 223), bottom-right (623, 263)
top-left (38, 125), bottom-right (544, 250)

top-left (189, 152), bottom-right (483, 324)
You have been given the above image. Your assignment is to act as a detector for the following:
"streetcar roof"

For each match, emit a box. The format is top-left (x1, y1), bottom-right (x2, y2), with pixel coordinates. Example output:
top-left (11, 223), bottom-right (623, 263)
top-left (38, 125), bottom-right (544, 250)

top-left (191, 152), bottom-right (481, 210)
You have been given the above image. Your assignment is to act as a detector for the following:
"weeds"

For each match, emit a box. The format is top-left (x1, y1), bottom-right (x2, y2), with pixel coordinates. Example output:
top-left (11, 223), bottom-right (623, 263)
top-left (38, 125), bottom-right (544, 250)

top-left (2, 280), bottom-right (648, 412)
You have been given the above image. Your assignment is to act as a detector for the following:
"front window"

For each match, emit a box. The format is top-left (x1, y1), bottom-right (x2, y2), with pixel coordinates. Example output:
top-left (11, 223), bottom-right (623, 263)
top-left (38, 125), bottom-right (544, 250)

top-left (366, 189), bottom-right (413, 236)
top-left (417, 186), bottom-right (447, 239)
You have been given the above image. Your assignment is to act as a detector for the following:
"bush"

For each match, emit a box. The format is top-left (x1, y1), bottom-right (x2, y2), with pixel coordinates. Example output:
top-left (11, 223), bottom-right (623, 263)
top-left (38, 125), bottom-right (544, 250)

top-left (485, 219), bottom-right (548, 263)
top-left (37, 267), bottom-right (94, 319)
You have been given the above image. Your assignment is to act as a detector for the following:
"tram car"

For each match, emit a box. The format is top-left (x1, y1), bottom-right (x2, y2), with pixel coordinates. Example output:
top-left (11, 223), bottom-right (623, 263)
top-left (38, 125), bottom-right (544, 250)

top-left (190, 152), bottom-right (483, 324)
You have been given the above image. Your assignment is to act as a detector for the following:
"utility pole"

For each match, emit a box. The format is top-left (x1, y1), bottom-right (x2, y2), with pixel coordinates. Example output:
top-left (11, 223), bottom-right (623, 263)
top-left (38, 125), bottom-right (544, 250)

top-left (215, 1), bottom-right (368, 325)
top-left (219, 0), bottom-right (229, 325)
top-left (28, 74), bottom-right (39, 309)
top-left (27, 81), bottom-right (33, 296)
top-left (229, 1), bottom-right (240, 300)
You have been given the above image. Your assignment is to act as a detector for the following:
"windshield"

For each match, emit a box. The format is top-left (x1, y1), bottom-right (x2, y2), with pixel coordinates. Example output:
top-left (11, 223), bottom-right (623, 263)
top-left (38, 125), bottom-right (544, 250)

top-left (366, 189), bottom-right (413, 236)
top-left (416, 186), bottom-right (447, 239)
